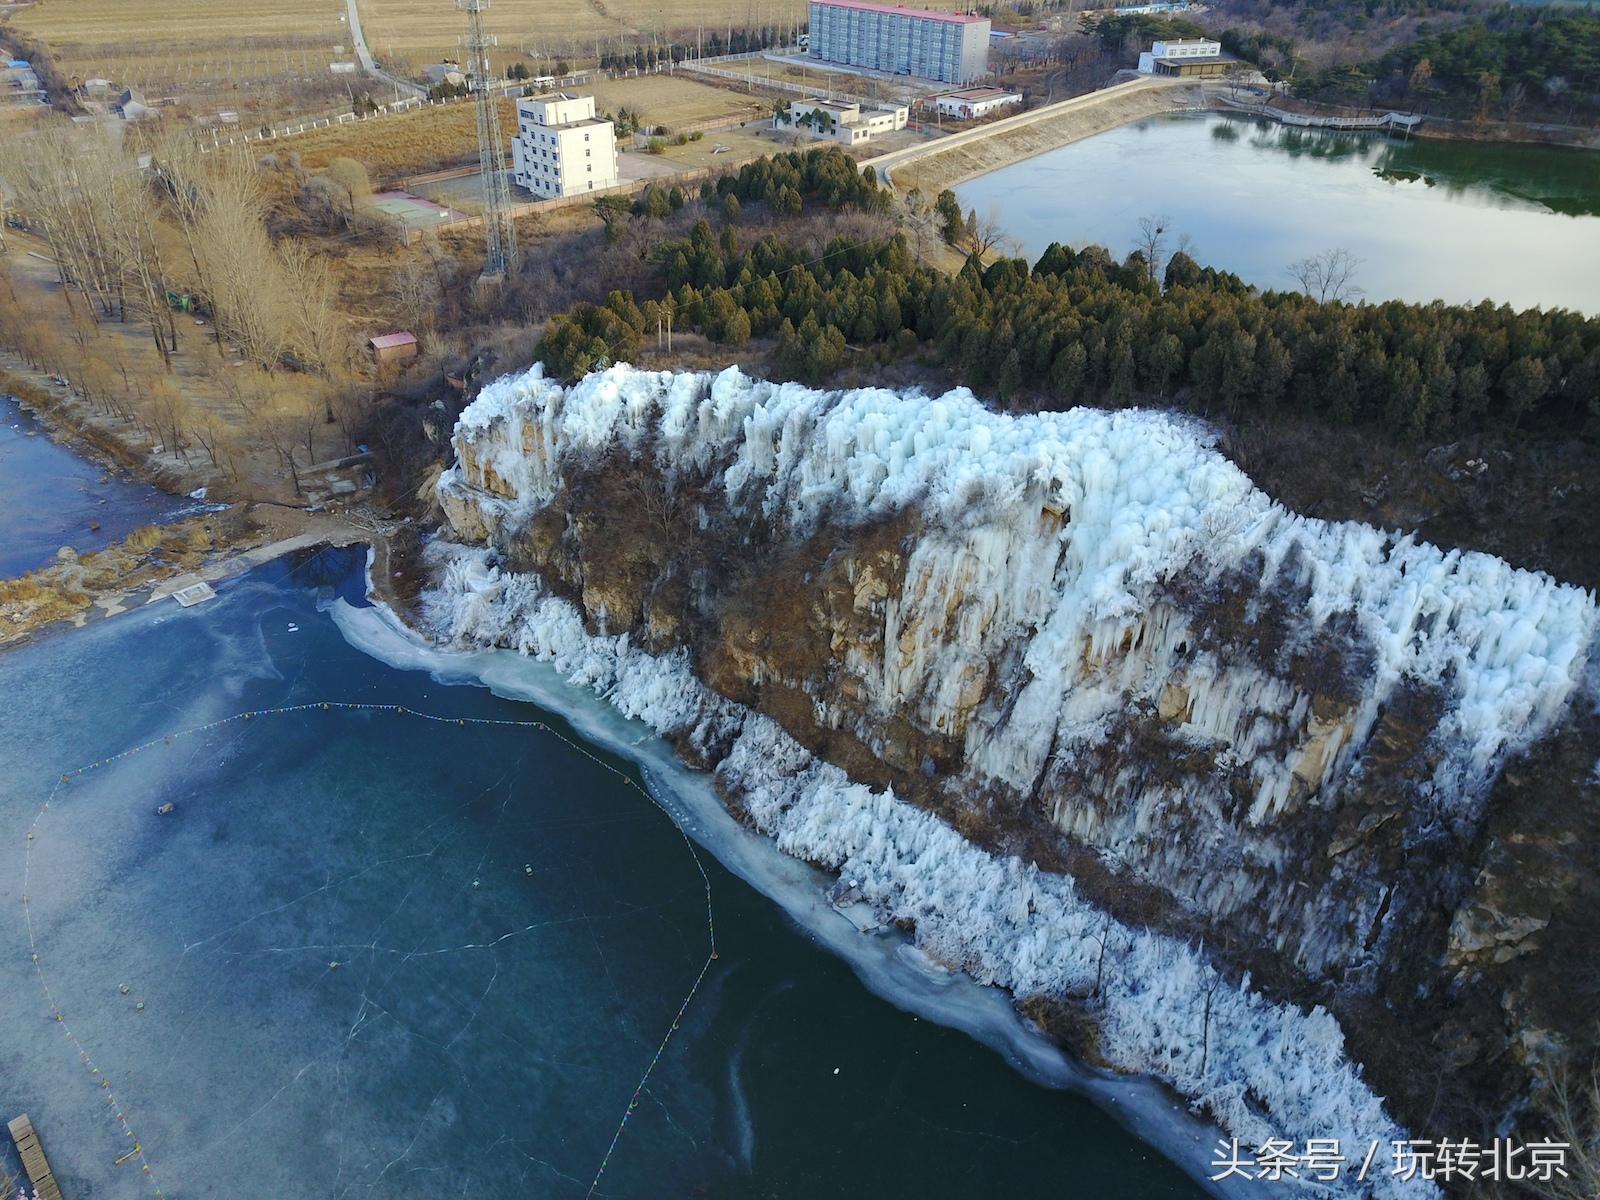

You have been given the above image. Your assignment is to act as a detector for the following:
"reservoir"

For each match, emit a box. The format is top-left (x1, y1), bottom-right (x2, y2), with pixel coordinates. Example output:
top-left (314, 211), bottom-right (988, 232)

top-left (0, 546), bottom-right (1217, 1198)
top-left (955, 112), bottom-right (1600, 314)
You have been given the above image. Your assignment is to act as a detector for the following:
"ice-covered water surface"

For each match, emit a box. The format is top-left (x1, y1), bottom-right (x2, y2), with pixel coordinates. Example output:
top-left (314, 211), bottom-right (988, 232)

top-left (0, 547), bottom-right (1211, 1198)
top-left (0, 393), bottom-right (193, 577)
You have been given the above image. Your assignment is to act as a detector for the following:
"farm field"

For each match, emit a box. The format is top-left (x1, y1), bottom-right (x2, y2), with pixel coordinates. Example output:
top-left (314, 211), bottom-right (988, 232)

top-left (8, 0), bottom-right (352, 115)
top-left (357, 0), bottom-right (809, 73)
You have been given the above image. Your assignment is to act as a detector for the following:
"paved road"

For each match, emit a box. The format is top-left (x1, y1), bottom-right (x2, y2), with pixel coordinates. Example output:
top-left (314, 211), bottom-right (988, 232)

top-left (861, 75), bottom-right (1182, 185)
top-left (344, 0), bottom-right (426, 100)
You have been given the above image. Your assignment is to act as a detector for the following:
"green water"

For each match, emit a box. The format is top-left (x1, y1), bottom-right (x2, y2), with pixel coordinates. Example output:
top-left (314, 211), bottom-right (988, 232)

top-left (955, 112), bottom-right (1600, 314)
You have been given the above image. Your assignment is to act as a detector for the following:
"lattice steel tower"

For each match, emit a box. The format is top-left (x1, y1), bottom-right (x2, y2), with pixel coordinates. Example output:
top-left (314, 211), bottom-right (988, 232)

top-left (458, 0), bottom-right (517, 279)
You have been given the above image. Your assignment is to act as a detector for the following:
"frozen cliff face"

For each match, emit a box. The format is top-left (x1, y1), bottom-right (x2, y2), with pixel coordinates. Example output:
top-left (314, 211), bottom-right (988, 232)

top-left (418, 542), bottom-right (1425, 1199)
top-left (438, 364), bottom-right (1596, 982)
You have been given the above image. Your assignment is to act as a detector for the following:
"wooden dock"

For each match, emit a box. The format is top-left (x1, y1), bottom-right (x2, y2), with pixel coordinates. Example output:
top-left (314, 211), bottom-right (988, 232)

top-left (7, 1114), bottom-right (64, 1200)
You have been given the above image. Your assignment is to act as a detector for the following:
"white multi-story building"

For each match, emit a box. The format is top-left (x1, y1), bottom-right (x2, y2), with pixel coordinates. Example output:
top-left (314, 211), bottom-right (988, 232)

top-left (511, 92), bottom-right (619, 199)
top-left (782, 97), bottom-right (909, 145)
top-left (808, 0), bottom-right (990, 85)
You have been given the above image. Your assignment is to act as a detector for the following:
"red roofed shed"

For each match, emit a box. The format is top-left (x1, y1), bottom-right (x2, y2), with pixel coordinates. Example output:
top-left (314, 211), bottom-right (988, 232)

top-left (368, 331), bottom-right (419, 365)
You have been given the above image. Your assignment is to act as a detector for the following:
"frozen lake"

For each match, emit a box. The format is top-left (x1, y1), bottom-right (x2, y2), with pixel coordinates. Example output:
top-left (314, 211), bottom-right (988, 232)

top-left (0, 546), bottom-right (1215, 1197)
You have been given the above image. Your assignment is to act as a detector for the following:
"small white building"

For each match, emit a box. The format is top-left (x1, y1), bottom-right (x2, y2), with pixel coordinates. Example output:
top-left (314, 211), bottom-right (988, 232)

top-left (1138, 38), bottom-right (1223, 74)
top-left (113, 87), bottom-right (154, 121)
top-left (781, 98), bottom-right (909, 146)
top-left (512, 92), bottom-right (619, 199)
top-left (934, 87), bottom-right (1022, 120)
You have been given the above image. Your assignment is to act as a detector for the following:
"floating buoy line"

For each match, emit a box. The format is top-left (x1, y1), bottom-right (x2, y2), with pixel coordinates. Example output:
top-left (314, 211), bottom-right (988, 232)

top-left (20, 701), bottom-right (720, 1199)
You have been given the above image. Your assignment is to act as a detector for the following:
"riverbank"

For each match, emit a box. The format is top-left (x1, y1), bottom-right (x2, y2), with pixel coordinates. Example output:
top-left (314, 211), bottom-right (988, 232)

top-left (875, 79), bottom-right (1202, 198)
top-left (1, 360), bottom-right (404, 649)
top-left (0, 504), bottom-right (387, 649)
top-left (0, 362), bottom-right (208, 498)
top-left (887, 80), bottom-right (1598, 208)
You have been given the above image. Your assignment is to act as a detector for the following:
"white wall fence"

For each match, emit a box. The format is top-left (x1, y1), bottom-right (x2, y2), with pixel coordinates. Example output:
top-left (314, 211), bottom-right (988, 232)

top-left (197, 48), bottom-right (803, 155)
top-left (200, 72), bottom-right (598, 152)
top-left (1217, 96), bottom-right (1423, 133)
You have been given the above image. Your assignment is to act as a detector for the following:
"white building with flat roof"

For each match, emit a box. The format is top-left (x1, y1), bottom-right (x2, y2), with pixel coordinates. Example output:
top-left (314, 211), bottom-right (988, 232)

top-left (1137, 38), bottom-right (1225, 74)
top-left (782, 97), bottom-right (909, 146)
top-left (512, 92), bottom-right (619, 199)
top-left (934, 87), bottom-right (1022, 120)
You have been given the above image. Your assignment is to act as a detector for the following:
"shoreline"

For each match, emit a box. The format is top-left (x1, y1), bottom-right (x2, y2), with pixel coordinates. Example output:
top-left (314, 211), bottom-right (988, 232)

top-left (874, 80), bottom-right (1203, 198)
top-left (0, 362), bottom-right (200, 498)
top-left (877, 80), bottom-right (1598, 203)
top-left (334, 590), bottom-right (1249, 1200)
top-left (0, 351), bottom-right (412, 651)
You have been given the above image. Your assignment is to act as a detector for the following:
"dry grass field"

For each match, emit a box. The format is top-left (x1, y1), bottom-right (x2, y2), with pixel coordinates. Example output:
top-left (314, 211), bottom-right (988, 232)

top-left (358, 0), bottom-right (808, 73)
top-left (285, 98), bottom-right (511, 179)
top-left (587, 74), bottom-right (765, 126)
top-left (278, 74), bottom-right (762, 180)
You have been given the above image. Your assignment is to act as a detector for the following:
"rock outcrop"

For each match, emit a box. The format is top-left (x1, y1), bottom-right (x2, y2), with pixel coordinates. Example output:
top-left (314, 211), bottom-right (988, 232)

top-left (431, 363), bottom-right (1600, 1178)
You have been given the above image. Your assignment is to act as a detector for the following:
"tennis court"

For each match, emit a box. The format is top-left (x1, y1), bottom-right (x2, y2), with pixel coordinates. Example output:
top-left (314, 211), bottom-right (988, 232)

top-left (370, 189), bottom-right (471, 231)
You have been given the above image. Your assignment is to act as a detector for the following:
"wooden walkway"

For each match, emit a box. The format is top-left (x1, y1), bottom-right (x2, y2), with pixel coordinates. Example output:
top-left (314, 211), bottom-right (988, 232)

top-left (8, 1114), bottom-right (64, 1200)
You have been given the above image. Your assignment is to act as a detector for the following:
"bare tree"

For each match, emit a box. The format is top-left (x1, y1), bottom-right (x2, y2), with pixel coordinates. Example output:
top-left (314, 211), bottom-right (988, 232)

top-left (1503, 80), bottom-right (1528, 126)
top-left (146, 378), bottom-right (190, 461)
top-left (155, 137), bottom-right (292, 371)
top-left (1135, 214), bottom-right (1172, 283)
top-left (253, 408), bottom-right (303, 495)
top-left (323, 157), bottom-right (372, 211)
top-left (393, 259), bottom-right (441, 337)
top-left (963, 206), bottom-right (1012, 258)
top-left (1545, 1054), bottom-right (1600, 1200)
top-left (277, 241), bottom-right (345, 379)
top-left (1198, 958), bottom-right (1228, 1080)
top-left (1288, 248), bottom-right (1365, 303)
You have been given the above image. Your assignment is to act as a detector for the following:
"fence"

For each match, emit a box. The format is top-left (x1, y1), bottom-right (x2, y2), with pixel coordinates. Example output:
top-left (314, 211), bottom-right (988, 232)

top-left (681, 60), bottom-right (878, 110)
top-left (200, 71), bottom-right (599, 153)
top-left (1217, 96), bottom-right (1423, 133)
top-left (200, 50), bottom-right (807, 155)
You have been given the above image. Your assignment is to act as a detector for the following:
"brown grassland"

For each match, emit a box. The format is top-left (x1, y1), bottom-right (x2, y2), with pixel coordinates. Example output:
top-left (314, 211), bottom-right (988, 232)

top-left (286, 97), bottom-right (517, 179)
top-left (279, 75), bottom-right (767, 180)
top-left (587, 74), bottom-right (768, 128)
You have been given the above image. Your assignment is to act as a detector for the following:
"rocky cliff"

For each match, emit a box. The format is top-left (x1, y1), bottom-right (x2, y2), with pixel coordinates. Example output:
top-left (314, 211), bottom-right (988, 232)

top-left (428, 363), bottom-right (1600, 1192)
